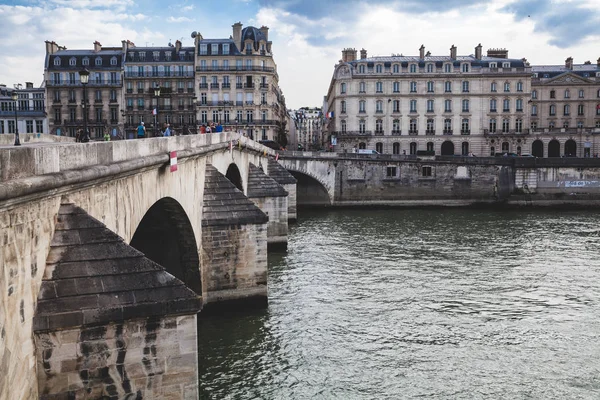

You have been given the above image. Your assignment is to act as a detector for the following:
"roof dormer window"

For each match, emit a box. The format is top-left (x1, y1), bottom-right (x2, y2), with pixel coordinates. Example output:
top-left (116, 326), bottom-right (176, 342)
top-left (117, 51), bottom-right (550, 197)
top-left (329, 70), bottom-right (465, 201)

top-left (426, 63), bottom-right (434, 73)
top-left (245, 42), bottom-right (252, 53)
top-left (359, 64), bottom-right (365, 74)
top-left (69, 57), bottom-right (76, 66)
top-left (393, 64), bottom-right (399, 73)
top-left (409, 64), bottom-right (417, 73)
top-left (153, 51), bottom-right (160, 61)
top-left (199, 44), bottom-right (207, 55)
top-left (502, 62), bottom-right (511, 68)
top-left (82, 57), bottom-right (89, 66)
top-left (110, 56), bottom-right (117, 66)
top-left (461, 63), bottom-right (470, 72)
top-left (139, 52), bottom-right (145, 60)
top-left (54, 57), bottom-right (61, 66)
top-left (95, 57), bottom-right (102, 66)
top-left (165, 52), bottom-right (172, 61)
top-left (444, 63), bottom-right (452, 73)
top-left (223, 43), bottom-right (230, 54)
top-left (489, 62), bottom-right (497, 69)
top-left (376, 64), bottom-right (382, 73)
top-left (211, 44), bottom-right (219, 54)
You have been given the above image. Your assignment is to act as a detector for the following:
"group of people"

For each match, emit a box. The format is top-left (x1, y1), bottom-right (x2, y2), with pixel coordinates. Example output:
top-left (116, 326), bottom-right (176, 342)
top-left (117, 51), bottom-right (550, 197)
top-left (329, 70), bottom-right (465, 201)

top-left (135, 121), bottom-right (229, 138)
top-left (199, 122), bottom-right (223, 134)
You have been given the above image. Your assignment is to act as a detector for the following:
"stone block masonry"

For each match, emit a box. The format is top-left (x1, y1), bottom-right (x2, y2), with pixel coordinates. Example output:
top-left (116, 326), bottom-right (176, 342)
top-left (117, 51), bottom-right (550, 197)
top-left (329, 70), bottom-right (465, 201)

top-left (267, 159), bottom-right (298, 221)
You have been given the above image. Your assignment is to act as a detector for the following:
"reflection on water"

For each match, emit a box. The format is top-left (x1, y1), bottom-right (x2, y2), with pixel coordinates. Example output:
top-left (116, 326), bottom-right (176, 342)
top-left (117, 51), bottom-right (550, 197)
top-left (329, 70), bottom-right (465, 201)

top-left (198, 209), bottom-right (600, 399)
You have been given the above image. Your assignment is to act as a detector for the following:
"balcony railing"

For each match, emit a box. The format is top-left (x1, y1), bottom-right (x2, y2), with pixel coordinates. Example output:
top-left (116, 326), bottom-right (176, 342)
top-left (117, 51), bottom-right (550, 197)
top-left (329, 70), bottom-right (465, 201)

top-left (47, 80), bottom-right (121, 87)
top-left (124, 71), bottom-right (194, 78)
top-left (443, 130), bottom-right (453, 135)
top-left (461, 130), bottom-right (471, 135)
top-left (333, 130), bottom-right (372, 137)
top-left (195, 66), bottom-right (275, 73)
top-left (222, 83), bottom-right (231, 89)
top-left (408, 130), bottom-right (418, 136)
top-left (391, 130), bottom-right (402, 135)
top-left (199, 83), bottom-right (208, 89)
top-left (244, 83), bottom-right (254, 89)
top-left (210, 83), bottom-right (219, 89)
top-left (426, 130), bottom-right (435, 135)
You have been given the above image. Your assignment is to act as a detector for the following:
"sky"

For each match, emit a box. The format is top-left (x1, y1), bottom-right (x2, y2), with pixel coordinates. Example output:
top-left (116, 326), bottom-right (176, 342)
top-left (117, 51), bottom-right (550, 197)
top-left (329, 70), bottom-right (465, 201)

top-left (1, 0), bottom-right (599, 109)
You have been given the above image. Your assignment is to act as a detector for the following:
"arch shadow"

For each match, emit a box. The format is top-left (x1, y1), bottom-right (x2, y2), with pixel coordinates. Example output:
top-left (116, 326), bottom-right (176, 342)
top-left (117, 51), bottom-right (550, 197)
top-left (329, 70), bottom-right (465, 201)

top-left (441, 141), bottom-right (454, 156)
top-left (287, 170), bottom-right (331, 206)
top-left (130, 197), bottom-right (202, 295)
top-left (226, 163), bottom-right (243, 192)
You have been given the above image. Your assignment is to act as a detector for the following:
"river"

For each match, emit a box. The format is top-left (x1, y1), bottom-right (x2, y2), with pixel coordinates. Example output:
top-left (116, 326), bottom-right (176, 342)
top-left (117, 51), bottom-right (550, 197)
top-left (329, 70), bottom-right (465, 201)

top-left (198, 209), bottom-right (600, 399)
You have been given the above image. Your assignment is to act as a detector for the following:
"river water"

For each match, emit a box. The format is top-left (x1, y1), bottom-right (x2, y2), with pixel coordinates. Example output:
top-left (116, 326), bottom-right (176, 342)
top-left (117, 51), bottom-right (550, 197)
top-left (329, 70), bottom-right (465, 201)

top-left (198, 209), bottom-right (600, 399)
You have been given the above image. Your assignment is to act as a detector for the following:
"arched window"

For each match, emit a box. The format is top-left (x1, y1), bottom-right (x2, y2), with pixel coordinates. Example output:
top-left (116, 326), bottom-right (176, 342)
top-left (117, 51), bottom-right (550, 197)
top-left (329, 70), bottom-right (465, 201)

top-left (359, 119), bottom-right (366, 133)
top-left (578, 104), bottom-right (584, 116)
top-left (376, 142), bottom-right (383, 153)
top-left (359, 142), bottom-right (366, 149)
top-left (340, 100), bottom-right (346, 114)
top-left (462, 142), bottom-right (469, 156)
top-left (376, 64), bottom-right (383, 73)
top-left (532, 89), bottom-right (537, 99)
top-left (392, 119), bottom-right (400, 134)
top-left (531, 105), bottom-right (538, 116)
top-left (375, 119), bottom-right (383, 134)
top-left (54, 57), bottom-right (61, 66)
top-left (410, 81), bottom-right (417, 92)
top-left (393, 64), bottom-right (400, 73)
top-left (550, 104), bottom-right (556, 116)
top-left (564, 104), bottom-right (570, 116)
top-left (427, 81), bottom-right (434, 93)
top-left (490, 146), bottom-right (496, 156)
top-left (410, 142), bottom-right (417, 155)
top-left (340, 82), bottom-right (346, 94)
top-left (341, 119), bottom-right (346, 132)
top-left (502, 141), bottom-right (509, 152)
top-left (461, 118), bottom-right (470, 134)
top-left (410, 64), bottom-right (417, 73)
top-left (393, 142), bottom-right (400, 154)
top-left (376, 81), bottom-right (383, 93)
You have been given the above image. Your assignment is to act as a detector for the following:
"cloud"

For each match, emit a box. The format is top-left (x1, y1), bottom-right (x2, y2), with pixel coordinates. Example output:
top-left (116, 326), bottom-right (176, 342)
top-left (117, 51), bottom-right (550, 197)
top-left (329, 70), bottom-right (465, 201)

top-left (182, 4), bottom-right (195, 11)
top-left (501, 0), bottom-right (600, 48)
top-left (167, 16), bottom-right (193, 22)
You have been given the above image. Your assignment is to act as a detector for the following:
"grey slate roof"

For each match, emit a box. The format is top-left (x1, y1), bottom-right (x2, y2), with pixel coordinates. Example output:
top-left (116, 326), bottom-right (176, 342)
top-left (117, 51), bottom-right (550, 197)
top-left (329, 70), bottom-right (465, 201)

top-left (267, 159), bottom-right (297, 185)
top-left (350, 55), bottom-right (527, 68)
top-left (125, 46), bottom-right (195, 63)
top-left (202, 164), bottom-right (268, 226)
top-left (247, 163), bottom-right (288, 198)
top-left (33, 204), bottom-right (201, 332)
top-left (531, 64), bottom-right (600, 79)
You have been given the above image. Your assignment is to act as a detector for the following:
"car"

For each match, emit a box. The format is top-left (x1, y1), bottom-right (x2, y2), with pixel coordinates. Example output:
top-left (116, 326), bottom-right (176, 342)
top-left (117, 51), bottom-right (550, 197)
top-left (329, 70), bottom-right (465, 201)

top-left (520, 154), bottom-right (535, 157)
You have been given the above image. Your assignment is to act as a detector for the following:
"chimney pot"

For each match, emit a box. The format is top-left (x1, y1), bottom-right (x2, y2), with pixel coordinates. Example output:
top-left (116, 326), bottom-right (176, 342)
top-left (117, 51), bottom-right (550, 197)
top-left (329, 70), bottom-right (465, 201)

top-left (360, 48), bottom-right (367, 59)
top-left (450, 45), bottom-right (457, 60)
top-left (419, 45), bottom-right (425, 59)
top-left (565, 57), bottom-right (573, 69)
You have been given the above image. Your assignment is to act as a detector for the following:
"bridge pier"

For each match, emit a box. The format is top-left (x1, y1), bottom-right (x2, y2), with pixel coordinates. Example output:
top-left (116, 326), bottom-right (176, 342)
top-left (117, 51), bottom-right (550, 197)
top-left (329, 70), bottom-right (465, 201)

top-left (33, 204), bottom-right (202, 399)
top-left (247, 163), bottom-right (289, 248)
top-left (201, 165), bottom-right (269, 310)
top-left (268, 159), bottom-right (298, 221)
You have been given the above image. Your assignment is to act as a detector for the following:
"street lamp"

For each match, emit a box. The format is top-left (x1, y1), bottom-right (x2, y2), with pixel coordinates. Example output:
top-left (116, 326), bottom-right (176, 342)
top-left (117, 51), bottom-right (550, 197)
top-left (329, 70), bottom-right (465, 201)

top-left (154, 85), bottom-right (161, 137)
top-left (79, 68), bottom-right (90, 142)
top-left (11, 91), bottom-right (20, 146)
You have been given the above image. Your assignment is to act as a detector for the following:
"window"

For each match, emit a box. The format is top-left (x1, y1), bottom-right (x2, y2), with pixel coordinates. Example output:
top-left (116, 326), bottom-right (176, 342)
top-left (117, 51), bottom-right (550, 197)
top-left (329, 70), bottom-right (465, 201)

top-left (503, 99), bottom-right (510, 112)
top-left (490, 146), bottom-right (496, 156)
top-left (461, 63), bottom-right (470, 72)
top-left (422, 166), bottom-right (432, 177)
top-left (36, 120), bottom-right (43, 133)
top-left (359, 82), bottom-right (366, 93)
top-left (340, 83), bottom-right (346, 94)
top-left (82, 57), bottom-right (89, 66)
top-left (564, 89), bottom-right (570, 99)
top-left (410, 81), bottom-right (417, 93)
top-left (516, 81), bottom-right (523, 92)
top-left (550, 105), bottom-right (556, 116)
top-left (69, 57), bottom-right (76, 66)
top-left (223, 43), bottom-right (230, 54)
top-left (376, 142), bottom-right (383, 153)
top-left (502, 62), bottom-right (511, 68)
top-left (426, 64), bottom-right (434, 73)
top-left (211, 44), bottom-right (218, 54)
top-left (376, 81), bottom-right (383, 93)
top-left (359, 100), bottom-right (366, 113)
top-left (444, 118), bottom-right (452, 133)
top-left (410, 100), bottom-right (417, 113)
top-left (444, 64), bottom-right (452, 73)
top-left (200, 44), bottom-right (208, 55)
top-left (410, 142), bottom-right (417, 155)
top-left (578, 104), bottom-right (584, 116)
top-left (444, 81), bottom-right (452, 93)
top-left (426, 118), bottom-right (434, 133)
top-left (579, 89), bottom-right (584, 98)
top-left (409, 119), bottom-right (417, 133)
top-left (95, 57), bottom-right (102, 66)
top-left (502, 118), bottom-right (510, 133)
top-left (359, 119), bottom-right (366, 133)
top-left (461, 118), bottom-right (470, 134)
top-left (110, 56), bottom-right (117, 66)
top-left (392, 100), bottom-right (400, 113)
top-left (516, 99), bottom-right (523, 112)
top-left (504, 82), bottom-right (510, 92)
top-left (597, 104), bottom-right (600, 115)
top-left (359, 65), bottom-right (365, 73)
top-left (410, 64), bottom-right (417, 73)
top-left (549, 121), bottom-right (555, 129)
top-left (392, 119), bottom-right (400, 133)
top-left (462, 81), bottom-right (469, 93)
top-left (386, 166), bottom-right (397, 177)
top-left (491, 82), bottom-right (497, 92)
top-left (393, 142), bottom-right (400, 154)
top-left (444, 99), bottom-right (452, 112)
top-left (550, 90), bottom-right (556, 99)
top-left (563, 120), bottom-right (569, 129)
top-left (25, 120), bottom-right (33, 133)
top-left (564, 104), bottom-right (570, 116)
top-left (427, 99), bottom-right (434, 113)
top-left (393, 64), bottom-right (399, 73)
top-left (427, 81), bottom-right (434, 93)
top-left (489, 118), bottom-right (497, 133)
top-left (393, 82), bottom-right (400, 93)
top-left (532, 90), bottom-right (537, 99)
top-left (376, 64), bottom-right (383, 73)
top-left (577, 121), bottom-right (584, 129)
top-left (490, 99), bottom-right (497, 112)
top-left (516, 118), bottom-right (523, 133)
top-left (531, 105), bottom-right (538, 116)
top-left (375, 120), bottom-right (383, 134)
top-left (8, 120), bottom-right (15, 134)
top-left (376, 100), bottom-right (383, 113)
top-left (462, 99), bottom-right (469, 112)
top-left (341, 100), bottom-right (346, 114)
top-left (341, 120), bottom-right (347, 132)
top-left (54, 57), bottom-right (61, 66)
top-left (531, 121), bottom-right (537, 131)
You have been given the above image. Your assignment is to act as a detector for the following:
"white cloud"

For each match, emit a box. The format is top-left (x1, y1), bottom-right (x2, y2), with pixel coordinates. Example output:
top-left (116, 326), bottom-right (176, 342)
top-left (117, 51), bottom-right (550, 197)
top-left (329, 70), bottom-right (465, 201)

top-left (167, 16), bottom-right (193, 23)
top-left (182, 5), bottom-right (195, 11)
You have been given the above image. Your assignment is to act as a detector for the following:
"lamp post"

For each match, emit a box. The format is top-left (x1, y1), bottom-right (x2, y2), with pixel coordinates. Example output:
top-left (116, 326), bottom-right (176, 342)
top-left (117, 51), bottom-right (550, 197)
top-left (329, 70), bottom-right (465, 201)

top-left (11, 91), bottom-right (20, 146)
top-left (120, 109), bottom-right (126, 139)
top-left (79, 68), bottom-right (90, 142)
top-left (154, 85), bottom-right (161, 137)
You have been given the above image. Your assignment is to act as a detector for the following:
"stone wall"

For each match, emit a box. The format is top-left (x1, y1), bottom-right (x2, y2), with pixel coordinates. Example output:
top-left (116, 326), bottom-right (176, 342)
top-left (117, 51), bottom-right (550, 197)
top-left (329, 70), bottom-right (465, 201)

top-left (283, 183), bottom-right (297, 221)
top-left (250, 196), bottom-right (288, 245)
top-left (201, 223), bottom-right (268, 307)
top-left (0, 198), bottom-right (61, 400)
top-left (0, 133), bottom-right (74, 146)
top-left (35, 315), bottom-right (198, 399)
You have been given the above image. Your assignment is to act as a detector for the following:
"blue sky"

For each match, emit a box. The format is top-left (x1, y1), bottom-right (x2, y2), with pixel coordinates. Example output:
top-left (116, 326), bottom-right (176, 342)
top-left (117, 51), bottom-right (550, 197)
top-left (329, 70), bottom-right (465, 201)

top-left (1, 0), bottom-right (599, 108)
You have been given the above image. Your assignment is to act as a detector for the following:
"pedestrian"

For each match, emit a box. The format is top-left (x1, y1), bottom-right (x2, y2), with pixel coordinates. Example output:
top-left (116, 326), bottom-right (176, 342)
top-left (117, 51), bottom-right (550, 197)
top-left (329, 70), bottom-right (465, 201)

top-left (75, 129), bottom-right (81, 143)
top-left (200, 125), bottom-right (206, 134)
top-left (137, 122), bottom-right (146, 139)
top-left (103, 130), bottom-right (111, 141)
top-left (163, 124), bottom-right (171, 137)
top-left (216, 123), bottom-right (223, 133)
top-left (206, 125), bottom-right (212, 133)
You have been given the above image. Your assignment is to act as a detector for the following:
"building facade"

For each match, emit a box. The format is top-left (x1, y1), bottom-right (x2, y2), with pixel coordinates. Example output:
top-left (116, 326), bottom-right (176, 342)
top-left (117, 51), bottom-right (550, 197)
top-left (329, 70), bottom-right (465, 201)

top-left (44, 41), bottom-right (124, 138)
top-left (326, 45), bottom-right (533, 156)
top-left (123, 40), bottom-right (196, 136)
top-left (289, 107), bottom-right (323, 150)
top-left (0, 83), bottom-right (47, 136)
top-left (193, 23), bottom-right (287, 142)
top-left (529, 58), bottom-right (600, 157)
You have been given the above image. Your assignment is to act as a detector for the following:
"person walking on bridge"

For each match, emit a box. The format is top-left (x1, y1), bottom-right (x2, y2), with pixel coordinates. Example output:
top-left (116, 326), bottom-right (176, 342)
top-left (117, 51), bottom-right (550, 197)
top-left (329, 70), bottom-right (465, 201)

top-left (137, 122), bottom-right (146, 139)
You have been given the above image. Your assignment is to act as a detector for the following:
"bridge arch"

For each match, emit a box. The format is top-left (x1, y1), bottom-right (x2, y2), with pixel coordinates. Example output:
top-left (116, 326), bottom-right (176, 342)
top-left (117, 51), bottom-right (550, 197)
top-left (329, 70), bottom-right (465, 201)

top-left (130, 197), bottom-right (202, 295)
top-left (288, 170), bottom-right (332, 206)
top-left (226, 163), bottom-right (243, 192)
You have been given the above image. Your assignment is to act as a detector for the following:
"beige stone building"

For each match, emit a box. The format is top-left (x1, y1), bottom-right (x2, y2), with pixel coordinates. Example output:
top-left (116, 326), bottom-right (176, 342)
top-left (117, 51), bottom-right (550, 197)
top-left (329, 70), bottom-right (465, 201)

top-left (326, 45), bottom-right (532, 156)
top-left (529, 58), bottom-right (600, 157)
top-left (44, 41), bottom-right (125, 138)
top-left (193, 23), bottom-right (287, 142)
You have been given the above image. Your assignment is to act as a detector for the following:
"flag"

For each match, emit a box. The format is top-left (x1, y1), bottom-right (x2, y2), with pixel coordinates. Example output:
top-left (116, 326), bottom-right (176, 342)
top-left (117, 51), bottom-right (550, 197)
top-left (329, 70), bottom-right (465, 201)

top-left (327, 111), bottom-right (334, 118)
top-left (275, 153), bottom-right (279, 161)
top-left (597, 104), bottom-right (600, 110)
top-left (152, 108), bottom-right (157, 115)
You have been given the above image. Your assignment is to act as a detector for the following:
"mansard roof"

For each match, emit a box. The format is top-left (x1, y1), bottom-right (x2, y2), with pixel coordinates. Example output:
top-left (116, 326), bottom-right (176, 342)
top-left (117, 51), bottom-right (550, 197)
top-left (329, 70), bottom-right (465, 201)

top-left (532, 64), bottom-right (600, 79)
top-left (241, 26), bottom-right (268, 51)
top-left (125, 46), bottom-right (195, 63)
top-left (197, 38), bottom-right (241, 55)
top-left (46, 50), bottom-right (123, 71)
top-left (350, 55), bottom-right (527, 68)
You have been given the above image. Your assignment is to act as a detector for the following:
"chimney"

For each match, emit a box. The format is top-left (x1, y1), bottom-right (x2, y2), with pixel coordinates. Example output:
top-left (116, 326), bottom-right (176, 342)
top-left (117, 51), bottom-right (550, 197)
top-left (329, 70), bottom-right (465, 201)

top-left (475, 43), bottom-right (482, 60)
top-left (259, 25), bottom-right (269, 41)
top-left (342, 48), bottom-right (357, 62)
top-left (45, 40), bottom-right (59, 54)
top-left (175, 40), bottom-right (182, 52)
top-left (232, 22), bottom-right (243, 52)
top-left (26, 82), bottom-right (33, 89)
top-left (487, 48), bottom-right (509, 59)
top-left (450, 45), bottom-right (457, 60)
top-left (565, 57), bottom-right (573, 69)
top-left (597, 57), bottom-right (600, 67)
top-left (419, 45), bottom-right (425, 59)
top-left (360, 48), bottom-right (367, 59)
top-left (93, 41), bottom-right (102, 52)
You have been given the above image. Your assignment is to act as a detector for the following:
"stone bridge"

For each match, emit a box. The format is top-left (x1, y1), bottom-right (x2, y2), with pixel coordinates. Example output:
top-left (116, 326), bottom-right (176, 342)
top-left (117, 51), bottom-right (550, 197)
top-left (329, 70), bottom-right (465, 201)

top-left (0, 133), bottom-right (296, 399)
